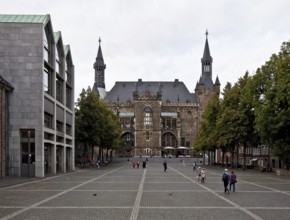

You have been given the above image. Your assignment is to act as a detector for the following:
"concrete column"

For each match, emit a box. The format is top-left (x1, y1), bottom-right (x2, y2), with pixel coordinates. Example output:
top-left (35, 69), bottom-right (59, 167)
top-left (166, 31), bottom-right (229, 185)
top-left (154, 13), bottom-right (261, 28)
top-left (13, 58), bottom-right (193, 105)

top-left (63, 146), bottom-right (66, 173)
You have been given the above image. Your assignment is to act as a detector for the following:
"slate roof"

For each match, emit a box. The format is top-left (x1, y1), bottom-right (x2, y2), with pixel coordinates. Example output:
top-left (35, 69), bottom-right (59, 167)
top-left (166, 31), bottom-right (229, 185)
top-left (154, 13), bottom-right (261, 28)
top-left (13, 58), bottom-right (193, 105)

top-left (104, 79), bottom-right (198, 104)
top-left (199, 74), bottom-right (214, 90)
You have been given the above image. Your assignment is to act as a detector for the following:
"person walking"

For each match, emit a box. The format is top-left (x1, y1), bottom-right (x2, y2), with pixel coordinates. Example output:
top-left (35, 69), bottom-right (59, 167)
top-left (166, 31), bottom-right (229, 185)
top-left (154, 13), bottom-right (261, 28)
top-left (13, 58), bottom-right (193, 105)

top-left (193, 162), bottom-right (196, 171)
top-left (229, 171), bottom-right (237, 192)
top-left (222, 169), bottom-right (230, 194)
top-left (197, 167), bottom-right (201, 181)
top-left (142, 160), bottom-right (147, 169)
top-left (163, 160), bottom-right (167, 172)
top-left (201, 168), bottom-right (206, 183)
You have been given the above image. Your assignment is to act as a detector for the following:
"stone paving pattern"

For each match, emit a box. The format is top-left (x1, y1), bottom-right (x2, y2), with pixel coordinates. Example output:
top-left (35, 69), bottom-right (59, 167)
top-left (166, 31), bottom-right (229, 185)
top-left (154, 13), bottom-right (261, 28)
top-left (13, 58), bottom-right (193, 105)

top-left (0, 162), bottom-right (290, 220)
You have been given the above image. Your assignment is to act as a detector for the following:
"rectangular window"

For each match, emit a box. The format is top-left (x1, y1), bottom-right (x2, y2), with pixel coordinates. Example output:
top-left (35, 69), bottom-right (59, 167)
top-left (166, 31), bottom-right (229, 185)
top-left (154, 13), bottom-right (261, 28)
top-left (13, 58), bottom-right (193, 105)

top-left (172, 118), bottom-right (177, 129)
top-left (56, 121), bottom-right (63, 133)
top-left (44, 47), bottom-right (49, 63)
top-left (144, 112), bottom-right (152, 129)
top-left (66, 86), bottom-right (72, 109)
top-left (43, 29), bottom-right (50, 64)
top-left (55, 46), bottom-right (62, 75)
top-left (43, 66), bottom-right (52, 95)
top-left (166, 118), bottom-right (171, 128)
top-left (65, 59), bottom-right (72, 85)
top-left (56, 76), bottom-right (63, 103)
top-left (161, 118), bottom-right (165, 128)
top-left (146, 131), bottom-right (150, 141)
top-left (181, 138), bottom-right (185, 146)
top-left (66, 124), bottom-right (72, 135)
top-left (44, 112), bottom-right (53, 129)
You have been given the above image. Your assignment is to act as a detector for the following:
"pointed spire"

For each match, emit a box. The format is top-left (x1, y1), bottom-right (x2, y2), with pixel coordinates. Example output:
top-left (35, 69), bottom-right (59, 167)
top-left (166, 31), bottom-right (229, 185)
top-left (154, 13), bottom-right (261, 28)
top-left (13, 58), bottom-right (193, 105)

top-left (93, 37), bottom-right (106, 98)
top-left (215, 76), bottom-right (221, 85)
top-left (94, 36), bottom-right (105, 68)
top-left (202, 30), bottom-right (212, 61)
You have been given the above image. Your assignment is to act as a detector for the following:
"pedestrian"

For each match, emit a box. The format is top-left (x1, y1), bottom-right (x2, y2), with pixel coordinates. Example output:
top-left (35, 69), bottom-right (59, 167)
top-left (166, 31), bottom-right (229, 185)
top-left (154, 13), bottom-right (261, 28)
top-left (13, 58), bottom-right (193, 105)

top-left (163, 160), bottom-right (167, 172)
top-left (229, 171), bottom-right (237, 192)
top-left (137, 160), bottom-right (140, 168)
top-left (222, 169), bottom-right (230, 194)
top-left (197, 167), bottom-right (201, 181)
top-left (142, 160), bottom-right (146, 169)
top-left (201, 168), bottom-right (206, 183)
top-left (133, 161), bottom-right (136, 168)
top-left (193, 162), bottom-right (196, 171)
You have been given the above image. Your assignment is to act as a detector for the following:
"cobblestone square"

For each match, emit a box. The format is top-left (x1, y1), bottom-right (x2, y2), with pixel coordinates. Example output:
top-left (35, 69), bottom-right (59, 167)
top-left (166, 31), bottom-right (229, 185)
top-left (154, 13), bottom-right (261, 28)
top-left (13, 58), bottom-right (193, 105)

top-left (1, 162), bottom-right (290, 220)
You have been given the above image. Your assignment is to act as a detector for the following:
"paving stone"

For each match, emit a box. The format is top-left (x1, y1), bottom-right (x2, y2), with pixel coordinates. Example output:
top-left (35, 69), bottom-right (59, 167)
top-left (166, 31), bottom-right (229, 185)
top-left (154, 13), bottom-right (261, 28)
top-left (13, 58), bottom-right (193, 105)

top-left (0, 163), bottom-right (290, 220)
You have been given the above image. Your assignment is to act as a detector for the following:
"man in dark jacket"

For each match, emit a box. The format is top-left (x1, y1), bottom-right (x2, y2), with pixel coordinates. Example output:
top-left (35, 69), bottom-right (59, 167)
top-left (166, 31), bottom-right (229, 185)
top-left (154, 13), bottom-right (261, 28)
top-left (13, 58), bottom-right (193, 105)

top-left (163, 160), bottom-right (167, 172)
top-left (222, 169), bottom-right (230, 194)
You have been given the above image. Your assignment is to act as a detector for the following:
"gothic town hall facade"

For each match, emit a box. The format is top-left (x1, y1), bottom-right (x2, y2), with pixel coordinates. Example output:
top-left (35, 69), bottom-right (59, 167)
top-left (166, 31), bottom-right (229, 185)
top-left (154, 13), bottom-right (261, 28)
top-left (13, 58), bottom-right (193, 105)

top-left (92, 33), bottom-right (220, 157)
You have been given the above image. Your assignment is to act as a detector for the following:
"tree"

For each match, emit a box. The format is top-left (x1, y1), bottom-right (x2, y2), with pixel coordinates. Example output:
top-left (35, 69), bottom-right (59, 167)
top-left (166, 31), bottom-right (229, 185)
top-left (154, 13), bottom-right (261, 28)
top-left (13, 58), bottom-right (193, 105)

top-left (75, 87), bottom-right (121, 164)
top-left (194, 93), bottom-right (220, 165)
top-left (253, 41), bottom-right (290, 168)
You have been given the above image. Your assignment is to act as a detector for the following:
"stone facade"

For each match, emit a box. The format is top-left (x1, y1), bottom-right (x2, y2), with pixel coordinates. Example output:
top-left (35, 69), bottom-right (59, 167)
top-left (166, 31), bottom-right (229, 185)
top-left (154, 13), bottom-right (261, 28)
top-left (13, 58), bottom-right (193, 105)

top-left (0, 14), bottom-right (75, 177)
top-left (94, 32), bottom-right (220, 157)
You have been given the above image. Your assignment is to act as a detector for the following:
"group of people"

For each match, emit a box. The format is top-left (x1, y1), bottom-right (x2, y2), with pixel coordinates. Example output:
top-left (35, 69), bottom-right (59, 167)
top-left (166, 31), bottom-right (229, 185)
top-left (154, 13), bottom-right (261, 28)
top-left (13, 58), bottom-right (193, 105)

top-left (129, 159), bottom-right (148, 169)
top-left (222, 168), bottom-right (237, 193)
top-left (196, 166), bottom-right (206, 183)
top-left (194, 163), bottom-right (237, 193)
top-left (132, 159), bottom-right (237, 194)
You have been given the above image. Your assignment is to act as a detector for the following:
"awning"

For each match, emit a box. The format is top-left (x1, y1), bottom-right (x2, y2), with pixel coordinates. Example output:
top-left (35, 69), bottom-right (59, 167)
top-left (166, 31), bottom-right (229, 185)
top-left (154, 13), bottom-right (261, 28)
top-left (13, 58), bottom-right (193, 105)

top-left (119, 112), bottom-right (134, 117)
top-left (161, 112), bottom-right (178, 117)
top-left (250, 158), bottom-right (258, 161)
top-left (178, 146), bottom-right (189, 150)
top-left (164, 146), bottom-right (175, 149)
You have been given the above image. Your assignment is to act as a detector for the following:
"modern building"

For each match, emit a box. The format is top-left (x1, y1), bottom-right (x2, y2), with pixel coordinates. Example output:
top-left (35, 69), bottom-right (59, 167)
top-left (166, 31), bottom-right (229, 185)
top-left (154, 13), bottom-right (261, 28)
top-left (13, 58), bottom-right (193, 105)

top-left (0, 76), bottom-right (13, 177)
top-left (92, 32), bottom-right (220, 157)
top-left (0, 14), bottom-right (75, 177)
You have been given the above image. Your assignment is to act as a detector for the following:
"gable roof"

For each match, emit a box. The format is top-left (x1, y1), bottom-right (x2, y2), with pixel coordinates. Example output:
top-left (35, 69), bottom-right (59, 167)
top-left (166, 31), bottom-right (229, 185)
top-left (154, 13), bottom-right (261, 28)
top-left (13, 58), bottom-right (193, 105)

top-left (104, 79), bottom-right (197, 104)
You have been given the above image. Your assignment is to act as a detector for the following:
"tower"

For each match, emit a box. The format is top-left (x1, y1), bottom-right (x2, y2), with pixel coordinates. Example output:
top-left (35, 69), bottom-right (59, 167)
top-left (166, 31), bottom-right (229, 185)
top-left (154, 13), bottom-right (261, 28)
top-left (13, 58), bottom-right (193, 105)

top-left (195, 30), bottom-right (220, 112)
top-left (201, 30), bottom-right (213, 81)
top-left (93, 37), bottom-right (106, 98)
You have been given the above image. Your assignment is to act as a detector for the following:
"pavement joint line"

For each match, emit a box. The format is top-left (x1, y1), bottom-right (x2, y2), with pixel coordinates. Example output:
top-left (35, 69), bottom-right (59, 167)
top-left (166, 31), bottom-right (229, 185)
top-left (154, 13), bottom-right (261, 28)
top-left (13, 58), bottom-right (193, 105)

top-left (0, 166), bottom-right (124, 220)
top-left (129, 168), bottom-right (146, 220)
top-left (266, 177), bottom-right (290, 182)
top-left (209, 170), bottom-right (290, 196)
top-left (0, 171), bottom-right (82, 190)
top-left (2, 205), bottom-right (290, 210)
top-left (169, 166), bottom-right (264, 220)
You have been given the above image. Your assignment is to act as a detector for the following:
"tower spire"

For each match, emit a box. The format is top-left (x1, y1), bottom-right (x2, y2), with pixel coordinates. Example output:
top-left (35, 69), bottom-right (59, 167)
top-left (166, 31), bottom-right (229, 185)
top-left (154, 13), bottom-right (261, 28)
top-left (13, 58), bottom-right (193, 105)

top-left (200, 30), bottom-right (214, 89)
top-left (93, 37), bottom-right (106, 98)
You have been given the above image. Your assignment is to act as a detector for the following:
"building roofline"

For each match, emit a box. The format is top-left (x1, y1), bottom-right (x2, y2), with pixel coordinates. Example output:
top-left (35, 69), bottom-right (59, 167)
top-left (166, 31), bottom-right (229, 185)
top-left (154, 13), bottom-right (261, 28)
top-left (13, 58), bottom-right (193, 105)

top-left (0, 14), bottom-right (50, 25)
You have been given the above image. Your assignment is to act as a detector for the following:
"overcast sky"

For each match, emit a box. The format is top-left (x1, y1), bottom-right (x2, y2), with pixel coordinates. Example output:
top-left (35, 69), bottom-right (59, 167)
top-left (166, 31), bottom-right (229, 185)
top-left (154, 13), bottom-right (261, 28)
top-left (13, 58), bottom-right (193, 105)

top-left (2, 0), bottom-right (290, 101)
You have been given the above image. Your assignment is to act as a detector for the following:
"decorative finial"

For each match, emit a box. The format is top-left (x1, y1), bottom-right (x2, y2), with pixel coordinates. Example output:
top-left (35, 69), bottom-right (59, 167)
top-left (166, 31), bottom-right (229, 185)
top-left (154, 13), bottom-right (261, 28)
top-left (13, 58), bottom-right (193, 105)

top-left (205, 29), bottom-right (208, 38)
top-left (98, 37), bottom-right (101, 45)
